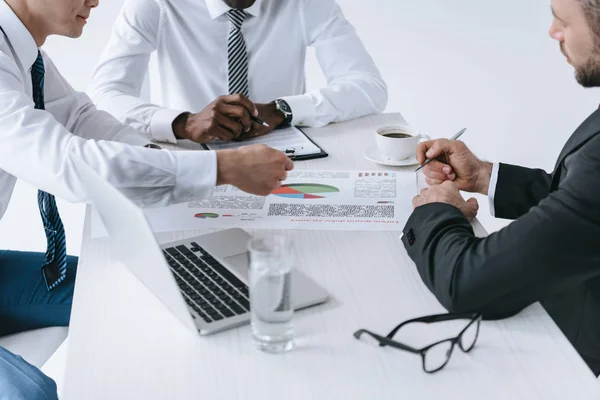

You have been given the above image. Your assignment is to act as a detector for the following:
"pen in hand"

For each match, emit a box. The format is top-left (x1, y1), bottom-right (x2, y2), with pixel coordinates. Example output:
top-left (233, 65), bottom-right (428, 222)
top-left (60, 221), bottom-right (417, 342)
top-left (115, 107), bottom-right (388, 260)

top-left (232, 114), bottom-right (269, 142)
top-left (414, 128), bottom-right (467, 172)
top-left (251, 115), bottom-right (270, 128)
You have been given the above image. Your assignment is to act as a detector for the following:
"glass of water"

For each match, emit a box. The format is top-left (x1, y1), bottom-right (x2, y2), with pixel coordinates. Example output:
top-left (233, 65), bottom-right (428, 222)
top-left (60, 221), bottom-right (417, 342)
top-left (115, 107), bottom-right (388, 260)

top-left (248, 233), bottom-right (294, 353)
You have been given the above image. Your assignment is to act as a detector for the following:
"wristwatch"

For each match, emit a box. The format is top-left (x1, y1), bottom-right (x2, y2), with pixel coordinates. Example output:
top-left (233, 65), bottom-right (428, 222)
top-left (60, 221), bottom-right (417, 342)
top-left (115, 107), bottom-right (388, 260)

top-left (275, 98), bottom-right (293, 126)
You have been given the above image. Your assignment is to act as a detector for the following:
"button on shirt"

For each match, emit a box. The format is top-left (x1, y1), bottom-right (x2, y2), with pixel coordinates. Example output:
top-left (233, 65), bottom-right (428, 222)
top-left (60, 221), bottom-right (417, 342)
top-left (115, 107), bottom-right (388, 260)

top-left (88, 0), bottom-right (388, 143)
top-left (0, 0), bottom-right (217, 221)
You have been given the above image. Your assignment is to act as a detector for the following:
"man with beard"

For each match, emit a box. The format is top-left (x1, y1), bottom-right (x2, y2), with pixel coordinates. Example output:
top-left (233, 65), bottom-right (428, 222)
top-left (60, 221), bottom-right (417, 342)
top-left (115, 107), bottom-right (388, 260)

top-left (88, 0), bottom-right (388, 144)
top-left (404, 0), bottom-right (600, 377)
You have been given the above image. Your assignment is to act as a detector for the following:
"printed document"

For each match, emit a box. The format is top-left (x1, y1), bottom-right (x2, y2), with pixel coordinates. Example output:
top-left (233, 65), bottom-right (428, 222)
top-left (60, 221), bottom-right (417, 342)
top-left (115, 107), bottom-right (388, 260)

top-left (91, 170), bottom-right (415, 237)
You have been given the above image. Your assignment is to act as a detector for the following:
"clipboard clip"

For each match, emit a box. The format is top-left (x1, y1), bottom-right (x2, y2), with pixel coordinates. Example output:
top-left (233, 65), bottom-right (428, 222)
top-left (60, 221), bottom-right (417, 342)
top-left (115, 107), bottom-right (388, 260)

top-left (284, 146), bottom-right (303, 155)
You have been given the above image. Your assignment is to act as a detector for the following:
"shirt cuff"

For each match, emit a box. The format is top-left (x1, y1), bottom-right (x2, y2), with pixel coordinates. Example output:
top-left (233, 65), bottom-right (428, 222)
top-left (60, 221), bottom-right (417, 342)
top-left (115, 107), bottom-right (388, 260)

top-left (279, 94), bottom-right (316, 127)
top-left (150, 108), bottom-right (186, 144)
top-left (172, 150), bottom-right (217, 201)
top-left (487, 162), bottom-right (500, 217)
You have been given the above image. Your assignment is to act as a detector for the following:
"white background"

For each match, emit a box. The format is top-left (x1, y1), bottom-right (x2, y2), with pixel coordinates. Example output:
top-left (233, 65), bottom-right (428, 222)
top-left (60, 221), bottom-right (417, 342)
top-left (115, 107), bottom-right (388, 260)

top-left (1, 0), bottom-right (598, 256)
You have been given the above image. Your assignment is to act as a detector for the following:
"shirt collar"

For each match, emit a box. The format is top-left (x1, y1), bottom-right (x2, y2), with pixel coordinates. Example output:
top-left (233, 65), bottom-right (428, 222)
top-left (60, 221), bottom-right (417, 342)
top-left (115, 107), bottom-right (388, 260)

top-left (205, 0), bottom-right (261, 20)
top-left (0, 1), bottom-right (38, 72)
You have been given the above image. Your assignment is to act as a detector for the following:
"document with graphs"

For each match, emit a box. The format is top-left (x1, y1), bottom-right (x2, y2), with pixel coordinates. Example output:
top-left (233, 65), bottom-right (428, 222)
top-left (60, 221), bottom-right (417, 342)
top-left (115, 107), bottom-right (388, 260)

top-left (90, 170), bottom-right (414, 237)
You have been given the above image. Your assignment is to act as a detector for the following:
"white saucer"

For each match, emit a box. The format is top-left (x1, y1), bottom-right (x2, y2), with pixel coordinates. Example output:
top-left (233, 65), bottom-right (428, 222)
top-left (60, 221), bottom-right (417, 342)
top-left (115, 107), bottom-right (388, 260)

top-left (364, 145), bottom-right (419, 167)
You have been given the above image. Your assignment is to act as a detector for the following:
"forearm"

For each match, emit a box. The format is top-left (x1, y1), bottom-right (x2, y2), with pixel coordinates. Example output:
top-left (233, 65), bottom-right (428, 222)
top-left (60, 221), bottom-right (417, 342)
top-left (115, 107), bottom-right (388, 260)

top-left (0, 110), bottom-right (216, 205)
top-left (171, 111), bottom-right (191, 140)
top-left (493, 163), bottom-right (552, 219)
top-left (44, 53), bottom-right (154, 146)
top-left (281, 72), bottom-right (387, 128)
top-left (90, 84), bottom-right (183, 143)
top-left (88, 0), bottom-right (182, 143)
top-left (402, 204), bottom-right (531, 318)
top-left (402, 194), bottom-right (597, 319)
top-left (47, 91), bottom-right (152, 147)
top-left (296, 0), bottom-right (387, 127)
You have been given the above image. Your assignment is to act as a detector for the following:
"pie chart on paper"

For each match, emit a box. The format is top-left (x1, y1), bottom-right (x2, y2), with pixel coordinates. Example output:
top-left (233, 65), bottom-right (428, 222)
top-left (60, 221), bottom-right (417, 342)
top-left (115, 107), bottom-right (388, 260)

top-left (194, 213), bottom-right (219, 219)
top-left (271, 184), bottom-right (340, 199)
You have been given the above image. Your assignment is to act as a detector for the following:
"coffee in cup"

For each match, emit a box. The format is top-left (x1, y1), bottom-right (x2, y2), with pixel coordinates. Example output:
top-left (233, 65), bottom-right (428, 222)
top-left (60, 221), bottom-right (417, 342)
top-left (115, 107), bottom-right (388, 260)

top-left (381, 133), bottom-right (412, 139)
top-left (375, 125), bottom-right (430, 161)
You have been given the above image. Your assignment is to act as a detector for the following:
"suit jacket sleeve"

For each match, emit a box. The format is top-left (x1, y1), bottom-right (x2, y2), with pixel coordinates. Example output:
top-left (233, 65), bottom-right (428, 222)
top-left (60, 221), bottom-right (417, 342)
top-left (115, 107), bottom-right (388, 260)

top-left (402, 136), bottom-right (600, 318)
top-left (493, 163), bottom-right (552, 220)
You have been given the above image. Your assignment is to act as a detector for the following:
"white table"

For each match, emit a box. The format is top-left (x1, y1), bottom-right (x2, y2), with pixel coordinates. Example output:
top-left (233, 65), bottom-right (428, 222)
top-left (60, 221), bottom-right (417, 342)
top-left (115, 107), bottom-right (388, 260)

top-left (63, 114), bottom-right (600, 399)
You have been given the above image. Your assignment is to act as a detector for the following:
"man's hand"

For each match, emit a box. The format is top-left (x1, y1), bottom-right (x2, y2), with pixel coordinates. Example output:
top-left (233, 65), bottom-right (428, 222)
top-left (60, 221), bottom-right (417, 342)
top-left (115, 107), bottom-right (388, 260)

top-left (413, 181), bottom-right (479, 221)
top-left (216, 145), bottom-right (294, 196)
top-left (237, 102), bottom-right (286, 140)
top-left (172, 94), bottom-right (258, 143)
top-left (416, 139), bottom-right (492, 194)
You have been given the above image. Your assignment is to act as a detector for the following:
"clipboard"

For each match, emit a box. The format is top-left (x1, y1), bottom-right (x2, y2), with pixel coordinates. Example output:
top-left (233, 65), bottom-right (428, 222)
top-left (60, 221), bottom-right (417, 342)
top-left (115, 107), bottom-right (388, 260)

top-left (201, 125), bottom-right (328, 162)
top-left (282, 127), bottom-right (328, 161)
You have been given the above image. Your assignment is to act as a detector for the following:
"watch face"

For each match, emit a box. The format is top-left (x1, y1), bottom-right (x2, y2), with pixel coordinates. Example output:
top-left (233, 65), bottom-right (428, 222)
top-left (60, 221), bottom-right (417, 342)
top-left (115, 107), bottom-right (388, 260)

top-left (278, 99), bottom-right (291, 114)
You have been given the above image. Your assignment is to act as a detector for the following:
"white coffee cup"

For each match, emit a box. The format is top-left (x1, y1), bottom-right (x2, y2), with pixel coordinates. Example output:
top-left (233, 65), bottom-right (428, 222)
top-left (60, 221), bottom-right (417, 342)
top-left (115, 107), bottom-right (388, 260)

top-left (375, 125), bottom-right (430, 161)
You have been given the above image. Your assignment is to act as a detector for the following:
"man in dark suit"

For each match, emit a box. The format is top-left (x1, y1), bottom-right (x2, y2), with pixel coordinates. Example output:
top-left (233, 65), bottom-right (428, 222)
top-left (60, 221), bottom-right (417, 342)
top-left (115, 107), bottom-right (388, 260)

top-left (403, 0), bottom-right (600, 376)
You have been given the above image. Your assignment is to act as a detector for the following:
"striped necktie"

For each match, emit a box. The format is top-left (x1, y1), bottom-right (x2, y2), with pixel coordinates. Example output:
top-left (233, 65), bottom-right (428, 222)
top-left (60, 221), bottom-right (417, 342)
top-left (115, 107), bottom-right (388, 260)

top-left (227, 9), bottom-right (249, 97)
top-left (31, 51), bottom-right (68, 291)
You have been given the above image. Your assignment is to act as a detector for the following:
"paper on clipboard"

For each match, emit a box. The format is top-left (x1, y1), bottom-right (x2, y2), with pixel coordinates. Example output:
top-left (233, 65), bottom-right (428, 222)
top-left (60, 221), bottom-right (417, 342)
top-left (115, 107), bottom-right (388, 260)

top-left (203, 126), bottom-right (321, 156)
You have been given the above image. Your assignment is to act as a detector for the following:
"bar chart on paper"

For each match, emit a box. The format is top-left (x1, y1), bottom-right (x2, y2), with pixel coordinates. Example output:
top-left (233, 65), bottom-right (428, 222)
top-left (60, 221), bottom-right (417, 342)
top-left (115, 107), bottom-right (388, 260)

top-left (271, 184), bottom-right (340, 199)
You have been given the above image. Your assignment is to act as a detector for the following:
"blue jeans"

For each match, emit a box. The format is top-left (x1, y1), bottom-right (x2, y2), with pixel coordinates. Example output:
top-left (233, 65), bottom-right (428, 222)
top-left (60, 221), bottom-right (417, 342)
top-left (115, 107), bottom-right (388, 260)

top-left (0, 250), bottom-right (77, 400)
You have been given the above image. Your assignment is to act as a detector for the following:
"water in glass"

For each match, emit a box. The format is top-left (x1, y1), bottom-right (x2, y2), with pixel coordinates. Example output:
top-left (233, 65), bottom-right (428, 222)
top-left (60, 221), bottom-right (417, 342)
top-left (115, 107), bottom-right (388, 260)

top-left (249, 234), bottom-right (294, 353)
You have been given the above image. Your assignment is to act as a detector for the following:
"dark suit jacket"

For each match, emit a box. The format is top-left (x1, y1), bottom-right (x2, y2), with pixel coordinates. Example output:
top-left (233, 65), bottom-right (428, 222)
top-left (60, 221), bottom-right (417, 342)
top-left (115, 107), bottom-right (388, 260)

top-left (402, 109), bottom-right (600, 376)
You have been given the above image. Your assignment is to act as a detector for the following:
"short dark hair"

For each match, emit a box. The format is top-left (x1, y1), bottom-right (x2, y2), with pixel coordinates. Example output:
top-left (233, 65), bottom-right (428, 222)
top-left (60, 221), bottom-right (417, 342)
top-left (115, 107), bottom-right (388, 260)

top-left (579, 0), bottom-right (600, 42)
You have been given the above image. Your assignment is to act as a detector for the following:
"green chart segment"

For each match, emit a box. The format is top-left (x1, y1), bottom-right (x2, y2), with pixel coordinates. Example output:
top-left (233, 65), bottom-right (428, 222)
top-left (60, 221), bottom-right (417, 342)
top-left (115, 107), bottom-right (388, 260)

top-left (271, 184), bottom-right (340, 199)
top-left (194, 213), bottom-right (219, 219)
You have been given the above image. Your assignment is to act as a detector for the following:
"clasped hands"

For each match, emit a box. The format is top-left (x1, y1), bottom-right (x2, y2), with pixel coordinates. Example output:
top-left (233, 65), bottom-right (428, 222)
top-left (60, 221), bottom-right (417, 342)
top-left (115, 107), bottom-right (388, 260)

top-left (413, 139), bottom-right (493, 221)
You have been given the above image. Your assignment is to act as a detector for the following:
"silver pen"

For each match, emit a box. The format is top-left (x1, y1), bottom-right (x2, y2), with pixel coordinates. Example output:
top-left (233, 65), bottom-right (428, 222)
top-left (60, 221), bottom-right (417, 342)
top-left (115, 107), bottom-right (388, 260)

top-left (414, 128), bottom-right (467, 172)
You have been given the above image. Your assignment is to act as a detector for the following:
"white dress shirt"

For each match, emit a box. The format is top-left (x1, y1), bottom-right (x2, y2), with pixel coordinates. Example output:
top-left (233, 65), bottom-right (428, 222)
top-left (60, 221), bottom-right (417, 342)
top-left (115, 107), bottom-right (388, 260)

top-left (89, 0), bottom-right (388, 143)
top-left (487, 162), bottom-right (500, 216)
top-left (0, 0), bottom-right (217, 221)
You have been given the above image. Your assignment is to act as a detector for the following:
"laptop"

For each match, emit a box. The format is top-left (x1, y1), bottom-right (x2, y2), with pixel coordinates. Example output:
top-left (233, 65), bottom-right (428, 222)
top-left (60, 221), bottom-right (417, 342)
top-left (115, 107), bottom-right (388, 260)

top-left (72, 156), bottom-right (329, 335)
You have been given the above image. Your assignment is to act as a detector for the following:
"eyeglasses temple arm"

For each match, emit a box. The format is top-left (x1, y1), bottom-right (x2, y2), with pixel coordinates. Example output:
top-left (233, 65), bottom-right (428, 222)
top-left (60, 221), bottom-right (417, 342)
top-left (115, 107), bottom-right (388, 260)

top-left (354, 329), bottom-right (420, 353)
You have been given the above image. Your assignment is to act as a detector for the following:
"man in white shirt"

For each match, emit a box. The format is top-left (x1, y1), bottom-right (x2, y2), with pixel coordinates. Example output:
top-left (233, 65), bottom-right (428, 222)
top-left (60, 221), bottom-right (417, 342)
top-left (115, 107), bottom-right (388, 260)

top-left (0, 0), bottom-right (292, 398)
top-left (89, 0), bottom-right (388, 144)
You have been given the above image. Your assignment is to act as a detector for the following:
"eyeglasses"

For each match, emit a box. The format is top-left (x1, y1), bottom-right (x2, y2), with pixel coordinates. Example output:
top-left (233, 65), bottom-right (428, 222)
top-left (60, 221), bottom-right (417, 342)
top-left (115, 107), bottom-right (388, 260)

top-left (354, 313), bottom-right (482, 373)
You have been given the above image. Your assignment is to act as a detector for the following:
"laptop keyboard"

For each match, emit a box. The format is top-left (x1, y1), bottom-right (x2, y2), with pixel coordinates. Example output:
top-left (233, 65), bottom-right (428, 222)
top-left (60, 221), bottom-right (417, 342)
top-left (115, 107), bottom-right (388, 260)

top-left (162, 242), bottom-right (250, 324)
